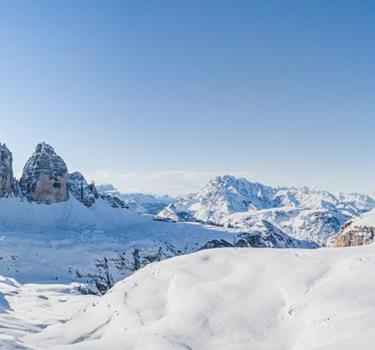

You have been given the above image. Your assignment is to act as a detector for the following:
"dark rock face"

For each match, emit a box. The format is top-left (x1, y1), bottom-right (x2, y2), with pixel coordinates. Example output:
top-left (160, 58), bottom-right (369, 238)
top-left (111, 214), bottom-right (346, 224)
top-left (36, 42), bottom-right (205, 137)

top-left (68, 172), bottom-right (97, 207)
top-left (100, 194), bottom-right (127, 209)
top-left (19, 143), bottom-right (69, 204)
top-left (0, 143), bottom-right (15, 197)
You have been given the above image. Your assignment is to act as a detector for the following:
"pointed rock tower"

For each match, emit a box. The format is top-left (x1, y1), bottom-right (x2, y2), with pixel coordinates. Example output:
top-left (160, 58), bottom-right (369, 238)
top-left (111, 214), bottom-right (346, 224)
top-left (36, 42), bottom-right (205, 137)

top-left (0, 143), bottom-right (15, 197)
top-left (67, 171), bottom-right (98, 207)
top-left (20, 142), bottom-right (69, 204)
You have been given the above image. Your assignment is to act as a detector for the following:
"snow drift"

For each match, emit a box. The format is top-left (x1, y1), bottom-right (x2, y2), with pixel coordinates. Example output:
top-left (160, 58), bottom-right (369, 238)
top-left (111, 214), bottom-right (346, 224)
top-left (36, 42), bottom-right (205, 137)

top-left (25, 245), bottom-right (375, 350)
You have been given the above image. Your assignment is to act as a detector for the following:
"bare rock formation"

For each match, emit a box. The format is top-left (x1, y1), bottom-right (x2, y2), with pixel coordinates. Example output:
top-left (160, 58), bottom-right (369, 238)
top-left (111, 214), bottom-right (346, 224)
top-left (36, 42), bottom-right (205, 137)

top-left (0, 143), bottom-right (15, 197)
top-left (68, 171), bottom-right (98, 207)
top-left (19, 142), bottom-right (69, 204)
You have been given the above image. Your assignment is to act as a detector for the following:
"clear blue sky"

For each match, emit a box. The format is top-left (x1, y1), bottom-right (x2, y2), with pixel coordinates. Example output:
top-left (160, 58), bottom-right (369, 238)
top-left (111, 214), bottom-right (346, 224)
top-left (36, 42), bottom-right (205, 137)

top-left (1, 0), bottom-right (375, 194)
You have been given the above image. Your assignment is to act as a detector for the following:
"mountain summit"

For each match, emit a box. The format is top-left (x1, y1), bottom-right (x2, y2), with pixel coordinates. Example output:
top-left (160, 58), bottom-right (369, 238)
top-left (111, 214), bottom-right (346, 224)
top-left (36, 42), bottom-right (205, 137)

top-left (156, 175), bottom-right (375, 245)
top-left (0, 142), bottom-right (125, 208)
top-left (19, 142), bottom-right (69, 204)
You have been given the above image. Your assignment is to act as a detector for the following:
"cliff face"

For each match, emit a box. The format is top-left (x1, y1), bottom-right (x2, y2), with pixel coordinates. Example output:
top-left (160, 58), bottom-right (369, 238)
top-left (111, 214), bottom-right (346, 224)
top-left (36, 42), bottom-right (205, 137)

top-left (333, 209), bottom-right (375, 247)
top-left (67, 171), bottom-right (98, 207)
top-left (334, 221), bottom-right (375, 247)
top-left (0, 143), bottom-right (15, 197)
top-left (19, 143), bottom-right (69, 204)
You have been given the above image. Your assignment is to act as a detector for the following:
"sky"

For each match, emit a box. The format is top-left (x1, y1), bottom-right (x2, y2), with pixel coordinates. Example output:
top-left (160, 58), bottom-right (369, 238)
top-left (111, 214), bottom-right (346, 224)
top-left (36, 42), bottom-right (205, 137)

top-left (1, 0), bottom-right (375, 195)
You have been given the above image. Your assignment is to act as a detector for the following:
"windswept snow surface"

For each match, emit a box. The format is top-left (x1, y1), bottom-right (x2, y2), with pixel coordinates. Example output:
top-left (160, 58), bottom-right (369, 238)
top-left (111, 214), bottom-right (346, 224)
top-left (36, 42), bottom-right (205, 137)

top-left (0, 276), bottom-right (97, 349)
top-left (348, 207), bottom-right (375, 227)
top-left (5, 245), bottom-right (374, 350)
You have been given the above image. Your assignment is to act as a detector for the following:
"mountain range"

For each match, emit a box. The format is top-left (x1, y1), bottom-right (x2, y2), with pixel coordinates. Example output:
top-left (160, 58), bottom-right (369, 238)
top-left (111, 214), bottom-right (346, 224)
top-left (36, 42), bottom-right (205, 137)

top-left (2, 141), bottom-right (375, 295)
top-left (2, 142), bottom-right (375, 349)
top-left (0, 142), bottom-right (317, 294)
top-left (153, 175), bottom-right (375, 245)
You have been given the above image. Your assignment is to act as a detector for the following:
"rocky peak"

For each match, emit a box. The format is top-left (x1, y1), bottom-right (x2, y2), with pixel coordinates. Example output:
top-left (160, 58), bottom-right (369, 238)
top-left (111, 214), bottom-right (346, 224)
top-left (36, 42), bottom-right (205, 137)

top-left (193, 175), bottom-right (275, 217)
top-left (0, 143), bottom-right (15, 197)
top-left (20, 142), bottom-right (69, 204)
top-left (67, 172), bottom-right (98, 207)
top-left (334, 210), bottom-right (375, 247)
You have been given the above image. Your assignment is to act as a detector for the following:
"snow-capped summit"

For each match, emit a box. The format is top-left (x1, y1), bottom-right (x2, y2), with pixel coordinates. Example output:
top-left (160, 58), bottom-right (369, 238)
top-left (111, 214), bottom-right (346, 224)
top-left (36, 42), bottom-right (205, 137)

top-left (273, 186), bottom-right (340, 210)
top-left (19, 142), bottom-right (69, 204)
top-left (156, 175), bottom-right (375, 245)
top-left (192, 175), bottom-right (275, 218)
top-left (156, 175), bottom-right (277, 224)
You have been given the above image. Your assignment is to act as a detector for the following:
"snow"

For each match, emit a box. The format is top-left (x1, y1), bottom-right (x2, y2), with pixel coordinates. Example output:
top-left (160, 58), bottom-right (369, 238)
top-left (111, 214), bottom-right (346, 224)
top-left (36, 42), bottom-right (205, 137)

top-left (349, 208), bottom-right (375, 227)
top-left (0, 276), bottom-right (97, 349)
top-left (156, 176), bottom-right (375, 244)
top-left (0, 245), bottom-right (372, 349)
top-left (0, 197), bottom-right (243, 290)
top-left (0, 196), bottom-right (315, 293)
top-left (96, 184), bottom-right (176, 214)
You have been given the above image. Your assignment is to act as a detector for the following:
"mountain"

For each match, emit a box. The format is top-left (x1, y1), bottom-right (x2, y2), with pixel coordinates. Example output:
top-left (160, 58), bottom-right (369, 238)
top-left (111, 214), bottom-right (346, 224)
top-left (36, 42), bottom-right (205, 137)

top-left (156, 175), bottom-right (375, 245)
top-left (97, 184), bottom-right (175, 214)
top-left (19, 142), bottom-right (70, 203)
top-left (21, 245), bottom-right (375, 350)
top-left (0, 143), bottom-right (316, 294)
top-left (0, 143), bottom-right (16, 197)
top-left (0, 195), bottom-right (316, 294)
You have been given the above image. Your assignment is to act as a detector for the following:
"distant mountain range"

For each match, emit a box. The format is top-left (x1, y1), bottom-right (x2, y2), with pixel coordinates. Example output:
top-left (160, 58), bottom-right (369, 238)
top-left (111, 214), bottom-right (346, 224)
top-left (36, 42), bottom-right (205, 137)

top-left (0, 143), bottom-right (317, 293)
top-left (1, 141), bottom-right (375, 294)
top-left (151, 175), bottom-right (375, 246)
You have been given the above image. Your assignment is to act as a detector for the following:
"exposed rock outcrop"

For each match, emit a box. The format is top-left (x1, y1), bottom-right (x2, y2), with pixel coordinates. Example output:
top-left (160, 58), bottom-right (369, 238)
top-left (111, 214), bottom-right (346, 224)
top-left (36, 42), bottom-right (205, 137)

top-left (334, 221), bottom-right (375, 247)
top-left (68, 172), bottom-right (97, 207)
top-left (333, 208), bottom-right (375, 247)
top-left (19, 143), bottom-right (69, 204)
top-left (0, 143), bottom-right (15, 197)
top-left (100, 193), bottom-right (127, 209)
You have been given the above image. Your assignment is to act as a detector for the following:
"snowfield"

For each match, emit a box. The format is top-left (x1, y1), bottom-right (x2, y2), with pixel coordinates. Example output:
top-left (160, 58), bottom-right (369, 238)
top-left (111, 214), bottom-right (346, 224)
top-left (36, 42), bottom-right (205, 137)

top-left (0, 276), bottom-right (97, 349)
top-left (0, 245), bottom-right (371, 350)
top-left (0, 196), bottom-right (316, 293)
top-left (0, 197), bottom-right (239, 291)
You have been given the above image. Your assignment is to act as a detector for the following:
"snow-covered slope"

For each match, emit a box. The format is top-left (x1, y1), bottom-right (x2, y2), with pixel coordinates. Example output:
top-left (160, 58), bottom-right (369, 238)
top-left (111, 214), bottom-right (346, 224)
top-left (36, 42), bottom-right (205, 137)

top-left (20, 245), bottom-right (375, 350)
top-left (0, 276), bottom-right (97, 349)
top-left (0, 197), bottom-right (315, 294)
top-left (156, 176), bottom-right (375, 245)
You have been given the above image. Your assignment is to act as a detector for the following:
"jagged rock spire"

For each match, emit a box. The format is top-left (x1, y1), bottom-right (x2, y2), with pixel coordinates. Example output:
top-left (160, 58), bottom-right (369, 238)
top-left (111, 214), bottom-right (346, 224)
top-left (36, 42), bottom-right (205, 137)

top-left (0, 143), bottom-right (15, 197)
top-left (68, 171), bottom-right (98, 207)
top-left (19, 142), bottom-right (69, 204)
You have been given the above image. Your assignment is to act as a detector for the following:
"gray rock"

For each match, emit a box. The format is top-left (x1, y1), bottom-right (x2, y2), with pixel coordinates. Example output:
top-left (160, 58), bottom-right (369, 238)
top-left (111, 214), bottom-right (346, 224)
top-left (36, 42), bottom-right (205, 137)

top-left (0, 143), bottom-right (15, 197)
top-left (20, 143), bottom-right (69, 204)
top-left (100, 193), bottom-right (127, 209)
top-left (68, 171), bottom-right (97, 207)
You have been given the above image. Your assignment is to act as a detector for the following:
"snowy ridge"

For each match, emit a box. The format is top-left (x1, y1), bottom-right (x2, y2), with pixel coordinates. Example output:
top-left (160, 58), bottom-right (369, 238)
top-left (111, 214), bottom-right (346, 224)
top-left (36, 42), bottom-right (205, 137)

top-left (19, 245), bottom-right (375, 350)
top-left (0, 143), bottom-right (317, 294)
top-left (0, 197), bottom-right (315, 294)
top-left (156, 175), bottom-right (375, 245)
